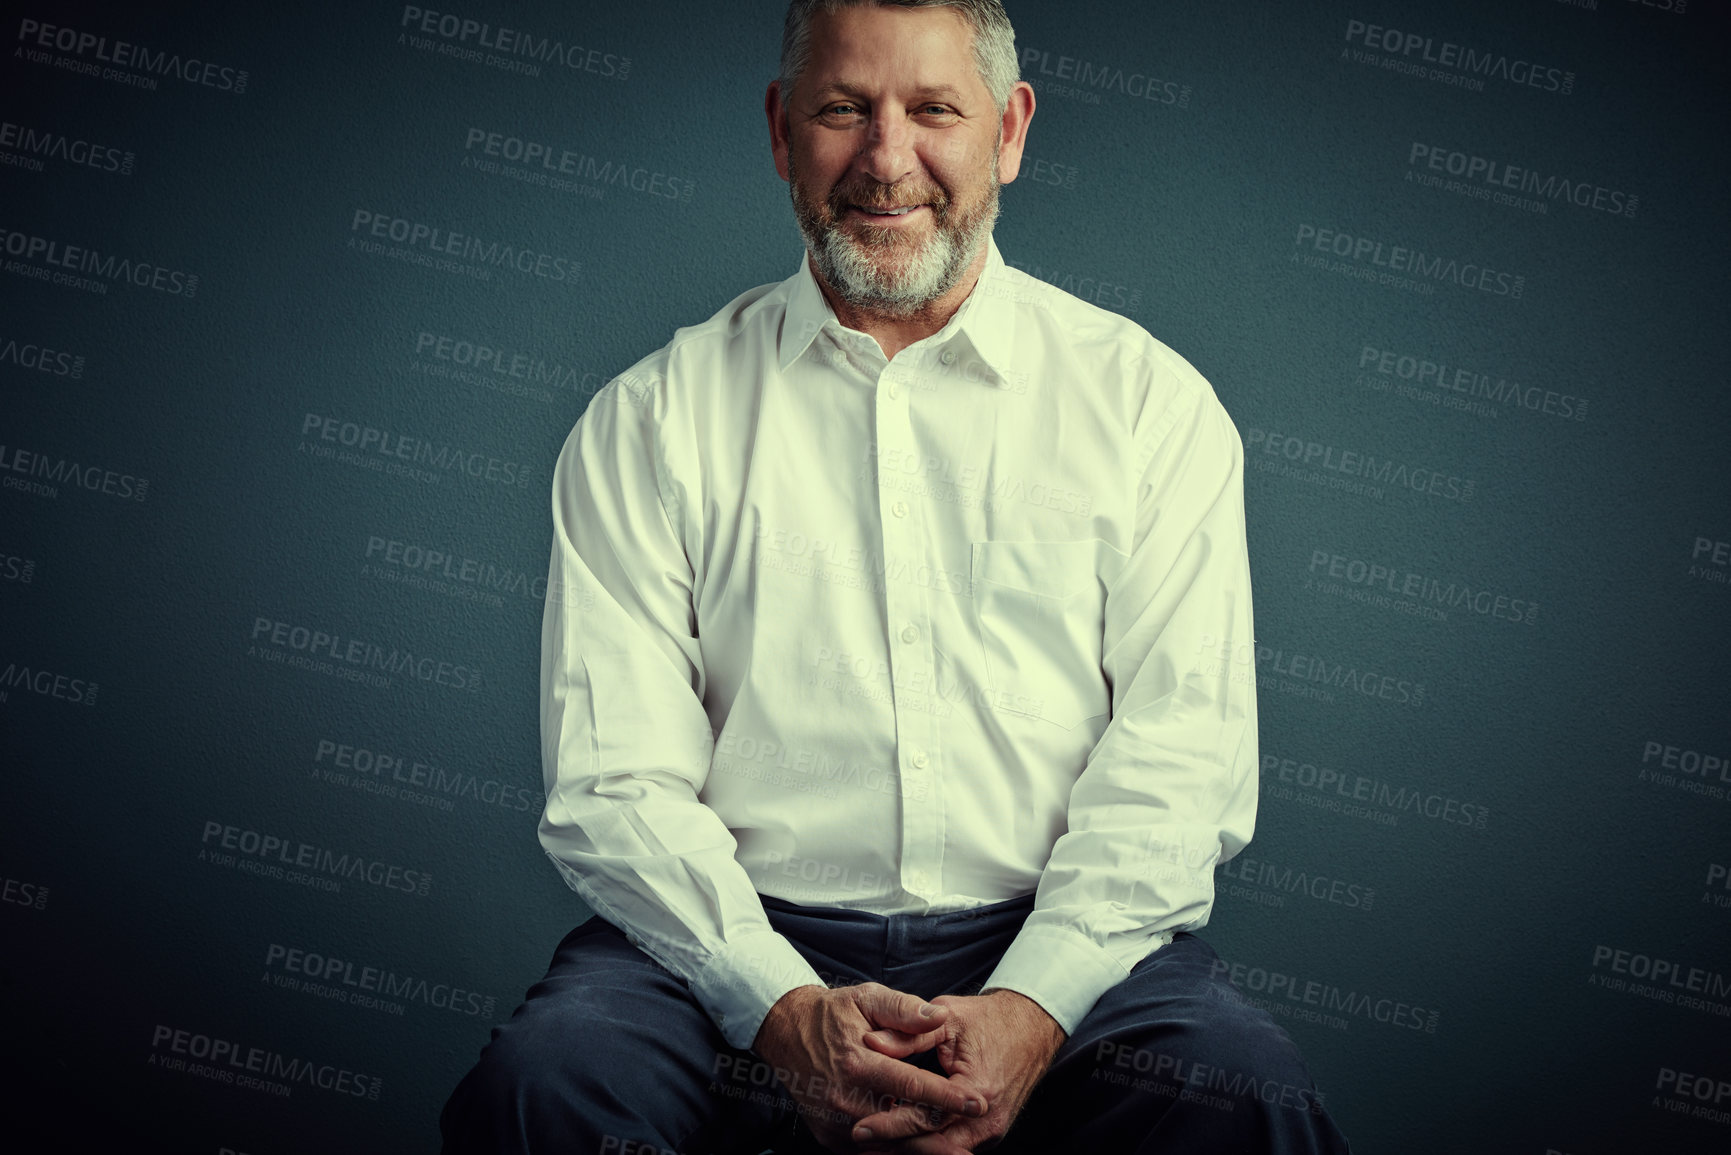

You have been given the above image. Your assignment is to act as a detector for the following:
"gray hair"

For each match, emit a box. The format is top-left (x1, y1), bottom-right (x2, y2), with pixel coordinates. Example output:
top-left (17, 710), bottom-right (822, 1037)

top-left (779, 0), bottom-right (1020, 115)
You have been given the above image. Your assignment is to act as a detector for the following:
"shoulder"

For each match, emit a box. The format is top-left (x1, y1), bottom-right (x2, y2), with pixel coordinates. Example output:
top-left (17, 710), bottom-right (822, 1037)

top-left (587, 276), bottom-right (790, 422)
top-left (990, 262), bottom-right (1222, 436)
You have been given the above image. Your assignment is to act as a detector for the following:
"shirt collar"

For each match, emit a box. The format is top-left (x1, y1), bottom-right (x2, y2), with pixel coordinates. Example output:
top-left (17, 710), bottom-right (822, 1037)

top-left (777, 236), bottom-right (1017, 386)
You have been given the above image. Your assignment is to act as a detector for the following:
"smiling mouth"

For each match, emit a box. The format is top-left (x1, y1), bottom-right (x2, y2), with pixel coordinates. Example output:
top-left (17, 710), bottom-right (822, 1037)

top-left (851, 204), bottom-right (924, 217)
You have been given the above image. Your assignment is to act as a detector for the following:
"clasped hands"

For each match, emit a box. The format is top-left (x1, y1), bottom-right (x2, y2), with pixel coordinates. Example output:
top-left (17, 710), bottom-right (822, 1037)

top-left (752, 982), bottom-right (1067, 1154)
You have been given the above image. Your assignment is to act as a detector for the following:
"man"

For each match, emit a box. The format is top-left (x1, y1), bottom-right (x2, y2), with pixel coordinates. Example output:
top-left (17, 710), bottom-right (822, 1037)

top-left (442, 2), bottom-right (1351, 1152)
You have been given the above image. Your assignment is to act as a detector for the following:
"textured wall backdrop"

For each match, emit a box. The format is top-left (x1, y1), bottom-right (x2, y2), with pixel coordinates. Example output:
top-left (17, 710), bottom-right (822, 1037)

top-left (2, 1), bottom-right (1728, 1152)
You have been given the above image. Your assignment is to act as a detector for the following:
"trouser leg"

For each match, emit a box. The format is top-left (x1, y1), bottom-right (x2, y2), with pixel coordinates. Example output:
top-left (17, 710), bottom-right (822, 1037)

top-left (439, 917), bottom-right (795, 1155)
top-left (1001, 933), bottom-right (1353, 1154)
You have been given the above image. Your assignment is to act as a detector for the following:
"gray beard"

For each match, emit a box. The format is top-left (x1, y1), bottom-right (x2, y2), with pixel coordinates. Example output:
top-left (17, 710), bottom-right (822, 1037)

top-left (790, 156), bottom-right (1000, 318)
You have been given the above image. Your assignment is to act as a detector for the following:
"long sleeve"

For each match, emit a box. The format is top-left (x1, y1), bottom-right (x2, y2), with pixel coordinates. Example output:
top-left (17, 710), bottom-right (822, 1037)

top-left (537, 376), bottom-right (827, 1051)
top-left (980, 350), bottom-right (1259, 1034)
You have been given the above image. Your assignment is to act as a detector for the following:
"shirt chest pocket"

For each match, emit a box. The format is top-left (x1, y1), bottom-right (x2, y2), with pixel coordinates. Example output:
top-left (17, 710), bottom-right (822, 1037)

top-left (969, 539), bottom-right (1124, 730)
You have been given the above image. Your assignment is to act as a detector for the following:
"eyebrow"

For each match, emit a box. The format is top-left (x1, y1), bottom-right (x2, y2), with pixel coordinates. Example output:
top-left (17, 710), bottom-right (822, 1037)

top-left (814, 81), bottom-right (970, 104)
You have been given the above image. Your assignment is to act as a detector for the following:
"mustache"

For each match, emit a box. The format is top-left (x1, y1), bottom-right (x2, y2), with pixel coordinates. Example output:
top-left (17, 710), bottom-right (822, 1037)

top-left (827, 179), bottom-right (951, 218)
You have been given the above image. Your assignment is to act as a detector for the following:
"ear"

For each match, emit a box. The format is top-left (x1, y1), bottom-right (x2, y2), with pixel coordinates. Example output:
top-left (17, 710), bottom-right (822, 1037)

top-left (994, 81), bottom-right (1036, 184)
top-left (767, 79), bottom-right (792, 183)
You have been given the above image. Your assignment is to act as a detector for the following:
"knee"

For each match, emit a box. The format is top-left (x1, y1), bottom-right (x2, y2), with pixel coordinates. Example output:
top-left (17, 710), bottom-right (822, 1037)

top-left (1172, 987), bottom-right (1315, 1091)
top-left (448, 1000), bottom-right (622, 1128)
top-left (1086, 982), bottom-right (1318, 1099)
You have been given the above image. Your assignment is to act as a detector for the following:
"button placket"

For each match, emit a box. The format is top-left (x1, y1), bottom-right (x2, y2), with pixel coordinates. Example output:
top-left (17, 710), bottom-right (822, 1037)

top-left (873, 362), bottom-right (945, 904)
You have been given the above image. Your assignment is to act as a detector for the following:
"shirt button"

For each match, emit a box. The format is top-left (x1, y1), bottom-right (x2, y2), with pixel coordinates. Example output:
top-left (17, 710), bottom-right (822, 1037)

top-left (910, 750), bottom-right (929, 769)
top-left (900, 624), bottom-right (919, 644)
top-left (940, 348), bottom-right (957, 366)
top-left (891, 500), bottom-right (909, 518)
top-left (909, 871), bottom-right (932, 891)
top-left (888, 382), bottom-right (900, 399)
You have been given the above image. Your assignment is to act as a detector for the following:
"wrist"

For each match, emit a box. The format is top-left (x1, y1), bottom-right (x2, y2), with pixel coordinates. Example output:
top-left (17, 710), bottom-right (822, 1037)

top-left (983, 988), bottom-right (1066, 1051)
top-left (752, 983), bottom-right (824, 1054)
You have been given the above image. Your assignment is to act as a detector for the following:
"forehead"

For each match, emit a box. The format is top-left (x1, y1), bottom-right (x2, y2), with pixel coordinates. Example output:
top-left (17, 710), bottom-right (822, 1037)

top-left (800, 4), bottom-right (984, 97)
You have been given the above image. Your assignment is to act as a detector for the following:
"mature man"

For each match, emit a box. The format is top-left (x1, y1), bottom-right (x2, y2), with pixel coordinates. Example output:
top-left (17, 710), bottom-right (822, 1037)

top-left (442, 1), bottom-right (1350, 1152)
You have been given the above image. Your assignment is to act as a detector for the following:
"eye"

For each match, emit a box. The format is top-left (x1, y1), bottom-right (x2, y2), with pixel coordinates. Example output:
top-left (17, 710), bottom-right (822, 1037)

top-left (821, 102), bottom-right (864, 120)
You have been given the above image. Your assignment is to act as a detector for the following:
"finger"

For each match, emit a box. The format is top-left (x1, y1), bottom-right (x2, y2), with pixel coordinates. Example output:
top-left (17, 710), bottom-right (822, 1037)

top-left (851, 1099), bottom-right (952, 1143)
top-left (882, 1130), bottom-right (978, 1155)
top-left (859, 1054), bottom-right (986, 1119)
top-left (862, 1025), bottom-right (946, 1059)
top-left (855, 983), bottom-right (949, 1034)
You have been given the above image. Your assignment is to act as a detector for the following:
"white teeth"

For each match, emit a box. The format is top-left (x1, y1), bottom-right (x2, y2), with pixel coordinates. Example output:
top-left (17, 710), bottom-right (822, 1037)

top-left (861, 206), bottom-right (915, 216)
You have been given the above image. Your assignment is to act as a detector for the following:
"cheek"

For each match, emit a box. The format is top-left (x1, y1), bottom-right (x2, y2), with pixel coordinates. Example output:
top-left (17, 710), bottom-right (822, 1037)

top-left (928, 142), bottom-right (996, 195)
top-left (800, 139), bottom-right (855, 182)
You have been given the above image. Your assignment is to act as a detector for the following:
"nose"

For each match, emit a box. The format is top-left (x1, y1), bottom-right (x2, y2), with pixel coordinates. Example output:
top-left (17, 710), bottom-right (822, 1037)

top-left (856, 106), bottom-right (916, 187)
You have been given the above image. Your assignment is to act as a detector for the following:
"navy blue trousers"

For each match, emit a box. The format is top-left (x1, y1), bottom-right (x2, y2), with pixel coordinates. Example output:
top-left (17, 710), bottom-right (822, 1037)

top-left (440, 893), bottom-right (1352, 1154)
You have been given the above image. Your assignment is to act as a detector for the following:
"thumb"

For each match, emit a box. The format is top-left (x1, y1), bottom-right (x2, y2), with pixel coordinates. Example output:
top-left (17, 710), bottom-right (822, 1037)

top-left (861, 1024), bottom-right (946, 1059)
top-left (856, 983), bottom-right (948, 1034)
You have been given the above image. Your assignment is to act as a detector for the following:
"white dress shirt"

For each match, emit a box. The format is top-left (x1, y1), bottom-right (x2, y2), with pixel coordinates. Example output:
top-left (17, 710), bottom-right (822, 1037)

top-left (538, 236), bottom-right (1259, 1051)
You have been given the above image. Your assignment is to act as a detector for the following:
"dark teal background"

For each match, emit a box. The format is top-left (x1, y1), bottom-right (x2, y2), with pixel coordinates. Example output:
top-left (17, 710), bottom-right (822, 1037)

top-left (3, 1), bottom-right (1728, 1152)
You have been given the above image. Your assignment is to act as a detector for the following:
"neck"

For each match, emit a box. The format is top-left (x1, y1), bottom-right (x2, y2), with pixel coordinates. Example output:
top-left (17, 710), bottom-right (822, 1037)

top-left (809, 242), bottom-right (991, 363)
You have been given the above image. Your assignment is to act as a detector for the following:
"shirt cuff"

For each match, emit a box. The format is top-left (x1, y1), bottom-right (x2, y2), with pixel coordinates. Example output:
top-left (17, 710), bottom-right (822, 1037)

top-left (980, 925), bottom-right (1153, 1037)
top-left (690, 929), bottom-right (829, 1051)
